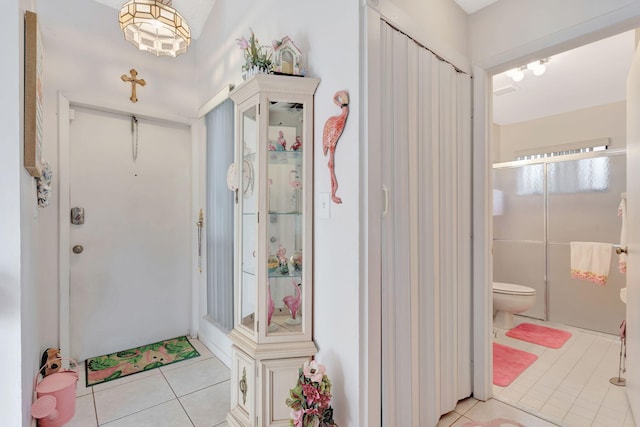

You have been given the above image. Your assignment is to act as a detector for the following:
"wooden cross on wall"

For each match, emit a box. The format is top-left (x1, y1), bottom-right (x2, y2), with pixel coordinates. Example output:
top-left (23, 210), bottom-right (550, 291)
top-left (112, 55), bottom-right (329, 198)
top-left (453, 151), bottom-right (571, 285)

top-left (121, 69), bottom-right (146, 103)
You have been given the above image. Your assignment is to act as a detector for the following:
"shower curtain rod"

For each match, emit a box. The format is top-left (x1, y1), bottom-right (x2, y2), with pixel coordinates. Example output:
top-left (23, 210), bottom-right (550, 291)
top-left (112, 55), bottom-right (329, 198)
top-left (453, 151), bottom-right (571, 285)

top-left (493, 147), bottom-right (626, 169)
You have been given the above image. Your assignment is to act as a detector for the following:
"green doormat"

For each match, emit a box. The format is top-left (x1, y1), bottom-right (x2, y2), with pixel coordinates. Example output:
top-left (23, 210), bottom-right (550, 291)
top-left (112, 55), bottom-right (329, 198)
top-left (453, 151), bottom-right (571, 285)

top-left (85, 336), bottom-right (200, 387)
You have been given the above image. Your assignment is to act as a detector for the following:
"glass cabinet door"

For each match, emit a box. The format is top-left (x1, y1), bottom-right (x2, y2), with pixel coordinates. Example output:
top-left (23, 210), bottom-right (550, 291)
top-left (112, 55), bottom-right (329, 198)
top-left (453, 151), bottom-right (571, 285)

top-left (265, 100), bottom-right (305, 336)
top-left (239, 105), bottom-right (258, 334)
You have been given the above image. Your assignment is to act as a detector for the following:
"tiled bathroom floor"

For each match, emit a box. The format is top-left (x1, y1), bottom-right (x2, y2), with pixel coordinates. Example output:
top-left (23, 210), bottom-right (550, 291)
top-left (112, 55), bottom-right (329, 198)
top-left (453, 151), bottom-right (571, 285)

top-left (437, 396), bottom-right (560, 426)
top-left (492, 316), bottom-right (636, 427)
top-left (68, 339), bottom-right (230, 427)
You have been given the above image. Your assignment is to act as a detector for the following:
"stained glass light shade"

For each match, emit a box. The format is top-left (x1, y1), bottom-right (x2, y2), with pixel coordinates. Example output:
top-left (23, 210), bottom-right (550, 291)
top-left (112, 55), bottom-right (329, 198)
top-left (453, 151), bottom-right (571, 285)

top-left (119, 0), bottom-right (191, 57)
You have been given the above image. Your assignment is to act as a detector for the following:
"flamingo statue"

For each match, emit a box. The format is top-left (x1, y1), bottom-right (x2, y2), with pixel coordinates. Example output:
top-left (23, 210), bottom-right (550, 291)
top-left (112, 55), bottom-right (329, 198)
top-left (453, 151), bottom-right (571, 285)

top-left (282, 279), bottom-right (302, 323)
top-left (322, 90), bottom-right (349, 204)
top-left (277, 130), bottom-right (287, 151)
top-left (291, 136), bottom-right (302, 151)
top-left (267, 282), bottom-right (275, 326)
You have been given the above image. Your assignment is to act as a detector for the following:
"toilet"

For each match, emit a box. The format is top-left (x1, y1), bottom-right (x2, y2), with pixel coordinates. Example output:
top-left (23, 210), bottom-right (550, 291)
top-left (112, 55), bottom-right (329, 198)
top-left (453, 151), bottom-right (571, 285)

top-left (493, 282), bottom-right (536, 329)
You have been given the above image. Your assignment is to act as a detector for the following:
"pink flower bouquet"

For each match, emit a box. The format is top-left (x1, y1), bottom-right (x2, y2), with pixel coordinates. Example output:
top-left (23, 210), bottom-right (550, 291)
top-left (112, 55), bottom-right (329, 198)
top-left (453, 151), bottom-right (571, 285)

top-left (286, 360), bottom-right (337, 427)
top-left (236, 29), bottom-right (272, 73)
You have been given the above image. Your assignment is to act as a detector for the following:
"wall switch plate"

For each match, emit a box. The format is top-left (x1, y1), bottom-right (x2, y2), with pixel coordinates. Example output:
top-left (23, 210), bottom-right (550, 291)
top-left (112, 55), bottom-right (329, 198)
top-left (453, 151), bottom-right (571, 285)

top-left (319, 192), bottom-right (331, 219)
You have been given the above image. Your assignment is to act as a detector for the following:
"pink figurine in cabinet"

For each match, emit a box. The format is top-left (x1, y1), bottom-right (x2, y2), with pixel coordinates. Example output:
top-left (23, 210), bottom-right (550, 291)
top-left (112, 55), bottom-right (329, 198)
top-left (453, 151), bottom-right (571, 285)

top-left (267, 283), bottom-right (275, 326)
top-left (283, 280), bottom-right (302, 325)
top-left (322, 90), bottom-right (349, 204)
top-left (291, 136), bottom-right (302, 151)
top-left (277, 130), bottom-right (287, 151)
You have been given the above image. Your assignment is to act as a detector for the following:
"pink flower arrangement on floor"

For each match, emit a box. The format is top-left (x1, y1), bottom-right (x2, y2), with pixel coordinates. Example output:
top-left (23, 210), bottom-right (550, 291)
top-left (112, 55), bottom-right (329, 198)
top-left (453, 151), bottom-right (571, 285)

top-left (286, 360), bottom-right (337, 427)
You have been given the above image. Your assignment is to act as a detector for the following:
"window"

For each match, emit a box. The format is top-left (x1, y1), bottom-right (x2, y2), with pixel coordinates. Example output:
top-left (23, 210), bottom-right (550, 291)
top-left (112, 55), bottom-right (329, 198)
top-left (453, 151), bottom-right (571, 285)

top-left (516, 146), bottom-right (610, 195)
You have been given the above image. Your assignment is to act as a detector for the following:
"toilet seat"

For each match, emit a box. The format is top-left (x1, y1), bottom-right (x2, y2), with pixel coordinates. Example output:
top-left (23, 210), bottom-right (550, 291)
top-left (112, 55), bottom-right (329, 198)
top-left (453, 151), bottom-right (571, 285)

top-left (493, 282), bottom-right (535, 296)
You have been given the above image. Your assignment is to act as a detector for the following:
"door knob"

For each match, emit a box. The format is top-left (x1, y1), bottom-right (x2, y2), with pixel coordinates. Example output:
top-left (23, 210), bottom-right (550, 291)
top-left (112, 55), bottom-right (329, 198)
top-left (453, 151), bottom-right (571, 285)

top-left (72, 245), bottom-right (84, 254)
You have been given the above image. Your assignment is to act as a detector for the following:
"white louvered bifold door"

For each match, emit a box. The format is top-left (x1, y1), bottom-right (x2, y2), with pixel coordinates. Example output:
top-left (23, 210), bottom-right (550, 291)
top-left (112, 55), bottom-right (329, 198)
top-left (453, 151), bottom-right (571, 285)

top-left (381, 21), bottom-right (472, 427)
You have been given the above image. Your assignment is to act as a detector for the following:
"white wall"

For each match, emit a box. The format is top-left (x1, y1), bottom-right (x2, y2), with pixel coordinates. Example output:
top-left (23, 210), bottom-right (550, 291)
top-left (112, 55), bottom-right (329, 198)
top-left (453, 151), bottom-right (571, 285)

top-left (197, 1), bottom-right (360, 425)
top-left (1, 3), bottom-right (24, 426)
top-left (0, 1), bottom-right (44, 425)
top-left (495, 101), bottom-right (626, 162)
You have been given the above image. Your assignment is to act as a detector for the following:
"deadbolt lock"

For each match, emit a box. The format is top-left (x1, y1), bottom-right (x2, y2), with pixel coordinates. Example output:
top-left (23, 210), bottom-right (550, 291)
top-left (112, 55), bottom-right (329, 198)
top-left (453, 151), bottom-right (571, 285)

top-left (71, 207), bottom-right (85, 225)
top-left (72, 245), bottom-right (84, 254)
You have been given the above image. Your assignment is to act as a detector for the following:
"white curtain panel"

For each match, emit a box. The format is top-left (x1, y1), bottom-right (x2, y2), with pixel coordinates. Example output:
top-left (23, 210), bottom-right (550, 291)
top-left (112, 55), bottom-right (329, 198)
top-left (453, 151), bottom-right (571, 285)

top-left (205, 99), bottom-right (235, 331)
top-left (381, 21), bottom-right (472, 426)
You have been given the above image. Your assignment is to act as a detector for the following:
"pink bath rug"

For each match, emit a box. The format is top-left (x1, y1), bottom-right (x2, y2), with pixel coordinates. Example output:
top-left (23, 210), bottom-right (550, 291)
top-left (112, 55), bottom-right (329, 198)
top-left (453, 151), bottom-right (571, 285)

top-left (505, 323), bottom-right (572, 349)
top-left (493, 342), bottom-right (537, 387)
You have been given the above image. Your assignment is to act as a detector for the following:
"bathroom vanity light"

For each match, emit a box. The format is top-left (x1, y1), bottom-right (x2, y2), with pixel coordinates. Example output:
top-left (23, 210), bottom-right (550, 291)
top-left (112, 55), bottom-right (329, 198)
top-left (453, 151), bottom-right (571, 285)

top-left (527, 59), bottom-right (547, 76)
top-left (119, 0), bottom-right (191, 57)
top-left (505, 58), bottom-right (548, 82)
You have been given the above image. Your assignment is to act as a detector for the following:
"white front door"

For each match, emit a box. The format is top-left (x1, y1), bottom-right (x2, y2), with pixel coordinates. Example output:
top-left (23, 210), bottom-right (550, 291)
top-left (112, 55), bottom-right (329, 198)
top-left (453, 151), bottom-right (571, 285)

top-left (625, 39), bottom-right (640, 421)
top-left (68, 107), bottom-right (192, 361)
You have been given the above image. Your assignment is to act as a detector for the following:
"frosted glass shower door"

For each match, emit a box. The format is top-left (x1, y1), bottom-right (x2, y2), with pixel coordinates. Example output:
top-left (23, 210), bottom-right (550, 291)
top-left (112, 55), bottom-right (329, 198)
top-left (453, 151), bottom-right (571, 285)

top-left (493, 164), bottom-right (546, 320)
top-left (547, 154), bottom-right (627, 334)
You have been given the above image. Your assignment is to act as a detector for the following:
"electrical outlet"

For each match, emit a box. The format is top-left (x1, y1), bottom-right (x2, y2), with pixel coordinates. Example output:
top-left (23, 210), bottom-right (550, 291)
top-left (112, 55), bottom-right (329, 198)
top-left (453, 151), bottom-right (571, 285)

top-left (319, 192), bottom-right (330, 219)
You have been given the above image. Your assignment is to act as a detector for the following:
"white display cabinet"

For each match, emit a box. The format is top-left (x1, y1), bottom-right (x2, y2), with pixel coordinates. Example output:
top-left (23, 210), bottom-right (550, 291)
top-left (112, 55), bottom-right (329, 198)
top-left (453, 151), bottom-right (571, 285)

top-left (227, 74), bottom-right (320, 427)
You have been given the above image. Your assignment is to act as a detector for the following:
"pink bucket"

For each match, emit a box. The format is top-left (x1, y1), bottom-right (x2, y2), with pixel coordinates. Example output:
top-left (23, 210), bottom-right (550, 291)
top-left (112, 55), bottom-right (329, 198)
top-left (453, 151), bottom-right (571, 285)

top-left (31, 359), bottom-right (79, 427)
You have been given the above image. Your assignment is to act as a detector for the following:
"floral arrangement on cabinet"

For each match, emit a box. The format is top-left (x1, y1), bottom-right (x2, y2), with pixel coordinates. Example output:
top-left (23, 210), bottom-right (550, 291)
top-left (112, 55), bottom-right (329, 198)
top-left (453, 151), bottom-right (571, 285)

top-left (286, 360), bottom-right (337, 427)
top-left (236, 29), bottom-right (273, 78)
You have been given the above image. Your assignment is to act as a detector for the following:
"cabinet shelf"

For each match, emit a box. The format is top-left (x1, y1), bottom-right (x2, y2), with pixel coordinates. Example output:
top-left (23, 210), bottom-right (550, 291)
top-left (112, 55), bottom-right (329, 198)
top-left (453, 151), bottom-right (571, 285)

top-left (241, 310), bottom-right (303, 334)
top-left (242, 269), bottom-right (303, 279)
top-left (267, 154), bottom-right (303, 167)
top-left (267, 211), bottom-right (301, 215)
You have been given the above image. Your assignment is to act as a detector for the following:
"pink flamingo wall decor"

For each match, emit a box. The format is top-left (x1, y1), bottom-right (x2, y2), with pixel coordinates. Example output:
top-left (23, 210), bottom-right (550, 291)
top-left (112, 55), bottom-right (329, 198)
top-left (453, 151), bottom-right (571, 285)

top-left (322, 90), bottom-right (349, 204)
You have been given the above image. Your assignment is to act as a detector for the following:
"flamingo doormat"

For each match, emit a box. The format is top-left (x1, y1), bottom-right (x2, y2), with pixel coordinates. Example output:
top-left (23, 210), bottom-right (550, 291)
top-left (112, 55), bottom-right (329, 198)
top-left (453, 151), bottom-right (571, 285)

top-left (505, 323), bottom-right (572, 349)
top-left (85, 336), bottom-right (200, 387)
top-left (493, 342), bottom-right (538, 387)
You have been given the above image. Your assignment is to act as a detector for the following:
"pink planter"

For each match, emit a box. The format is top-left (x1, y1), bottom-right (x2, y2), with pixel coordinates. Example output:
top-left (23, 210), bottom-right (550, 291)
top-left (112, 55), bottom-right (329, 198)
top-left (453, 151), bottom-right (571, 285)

top-left (32, 360), bottom-right (79, 427)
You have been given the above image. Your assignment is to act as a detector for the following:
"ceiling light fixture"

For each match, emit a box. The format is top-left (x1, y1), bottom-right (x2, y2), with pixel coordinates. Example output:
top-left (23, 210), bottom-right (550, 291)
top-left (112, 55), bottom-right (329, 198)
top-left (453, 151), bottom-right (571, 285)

top-left (119, 0), bottom-right (191, 57)
top-left (527, 58), bottom-right (547, 76)
top-left (506, 58), bottom-right (549, 82)
top-left (508, 67), bottom-right (525, 82)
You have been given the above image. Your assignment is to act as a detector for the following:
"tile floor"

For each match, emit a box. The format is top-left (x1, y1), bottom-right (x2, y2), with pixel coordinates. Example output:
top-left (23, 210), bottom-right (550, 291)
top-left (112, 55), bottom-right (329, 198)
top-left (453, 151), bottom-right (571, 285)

top-left (69, 339), bottom-right (230, 427)
top-left (437, 396), bottom-right (560, 426)
top-left (492, 316), bottom-right (636, 427)
top-left (70, 325), bottom-right (636, 427)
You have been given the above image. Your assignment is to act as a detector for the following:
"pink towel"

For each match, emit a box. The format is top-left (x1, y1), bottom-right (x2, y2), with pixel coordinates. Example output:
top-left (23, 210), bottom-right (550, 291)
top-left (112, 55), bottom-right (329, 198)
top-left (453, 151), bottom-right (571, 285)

top-left (570, 242), bottom-right (612, 286)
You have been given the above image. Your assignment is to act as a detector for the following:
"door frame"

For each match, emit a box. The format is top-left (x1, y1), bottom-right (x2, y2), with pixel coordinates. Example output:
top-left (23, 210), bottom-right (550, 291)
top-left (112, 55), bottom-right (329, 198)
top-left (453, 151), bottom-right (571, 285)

top-left (364, 2), bottom-right (640, 424)
top-left (57, 92), bottom-right (197, 358)
top-left (471, 10), bottom-right (640, 402)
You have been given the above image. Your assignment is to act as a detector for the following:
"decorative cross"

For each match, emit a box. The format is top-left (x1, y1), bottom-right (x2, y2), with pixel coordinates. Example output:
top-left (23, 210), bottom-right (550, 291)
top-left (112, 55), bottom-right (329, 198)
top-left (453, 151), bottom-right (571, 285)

top-left (120, 69), bottom-right (146, 103)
